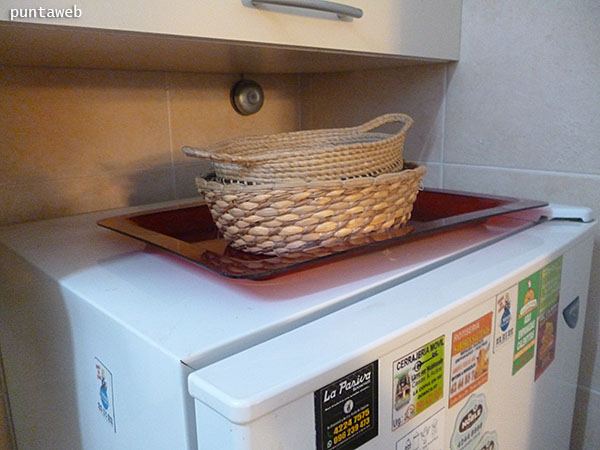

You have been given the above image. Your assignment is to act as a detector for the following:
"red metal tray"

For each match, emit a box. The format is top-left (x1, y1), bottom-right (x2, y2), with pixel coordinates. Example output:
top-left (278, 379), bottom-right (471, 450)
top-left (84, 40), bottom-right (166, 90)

top-left (98, 189), bottom-right (547, 279)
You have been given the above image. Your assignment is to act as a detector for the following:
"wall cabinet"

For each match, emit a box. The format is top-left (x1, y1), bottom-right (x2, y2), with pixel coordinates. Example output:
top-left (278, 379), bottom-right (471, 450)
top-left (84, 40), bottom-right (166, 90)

top-left (0, 0), bottom-right (461, 72)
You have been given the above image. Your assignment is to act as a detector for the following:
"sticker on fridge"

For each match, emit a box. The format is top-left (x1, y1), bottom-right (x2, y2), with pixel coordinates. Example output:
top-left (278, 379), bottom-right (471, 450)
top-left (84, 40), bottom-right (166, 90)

top-left (494, 286), bottom-right (516, 352)
top-left (395, 407), bottom-right (445, 450)
top-left (535, 257), bottom-right (563, 381)
top-left (95, 357), bottom-right (116, 433)
top-left (314, 361), bottom-right (378, 450)
top-left (474, 430), bottom-right (499, 450)
top-left (512, 271), bottom-right (541, 375)
top-left (392, 336), bottom-right (444, 431)
top-left (449, 313), bottom-right (492, 408)
top-left (450, 393), bottom-right (488, 450)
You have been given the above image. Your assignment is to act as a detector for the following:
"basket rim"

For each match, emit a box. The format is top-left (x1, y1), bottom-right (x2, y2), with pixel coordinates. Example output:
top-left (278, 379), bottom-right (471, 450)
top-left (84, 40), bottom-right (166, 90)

top-left (182, 113), bottom-right (413, 166)
top-left (188, 132), bottom-right (394, 164)
top-left (196, 162), bottom-right (426, 193)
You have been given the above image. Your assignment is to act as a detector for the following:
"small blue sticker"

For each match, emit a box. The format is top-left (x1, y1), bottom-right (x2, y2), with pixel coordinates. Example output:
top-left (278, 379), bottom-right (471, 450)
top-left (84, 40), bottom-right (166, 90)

top-left (95, 357), bottom-right (116, 433)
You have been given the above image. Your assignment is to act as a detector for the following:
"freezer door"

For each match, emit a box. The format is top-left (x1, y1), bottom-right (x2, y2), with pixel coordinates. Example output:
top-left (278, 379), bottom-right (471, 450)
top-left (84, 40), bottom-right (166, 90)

top-left (188, 220), bottom-right (595, 450)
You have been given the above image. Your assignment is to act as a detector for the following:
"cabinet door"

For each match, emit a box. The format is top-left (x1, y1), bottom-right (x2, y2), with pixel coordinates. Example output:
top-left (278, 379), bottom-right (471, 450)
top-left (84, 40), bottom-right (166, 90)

top-left (5, 0), bottom-right (461, 61)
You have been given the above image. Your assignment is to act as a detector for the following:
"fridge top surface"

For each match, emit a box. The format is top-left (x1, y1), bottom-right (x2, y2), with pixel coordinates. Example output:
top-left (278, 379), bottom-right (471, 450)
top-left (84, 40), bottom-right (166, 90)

top-left (0, 197), bottom-right (593, 370)
top-left (189, 218), bottom-right (596, 423)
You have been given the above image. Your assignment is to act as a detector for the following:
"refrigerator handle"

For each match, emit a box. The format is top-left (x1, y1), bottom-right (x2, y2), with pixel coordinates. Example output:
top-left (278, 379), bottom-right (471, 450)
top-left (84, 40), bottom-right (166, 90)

top-left (562, 296), bottom-right (580, 329)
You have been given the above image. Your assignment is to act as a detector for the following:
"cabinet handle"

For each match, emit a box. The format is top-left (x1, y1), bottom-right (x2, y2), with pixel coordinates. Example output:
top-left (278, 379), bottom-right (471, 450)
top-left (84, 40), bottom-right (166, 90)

top-left (251, 0), bottom-right (363, 19)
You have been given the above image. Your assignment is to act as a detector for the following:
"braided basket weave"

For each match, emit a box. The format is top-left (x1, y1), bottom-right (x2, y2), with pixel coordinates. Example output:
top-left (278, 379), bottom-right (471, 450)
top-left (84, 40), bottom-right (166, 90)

top-left (183, 113), bottom-right (413, 183)
top-left (196, 162), bottom-right (426, 255)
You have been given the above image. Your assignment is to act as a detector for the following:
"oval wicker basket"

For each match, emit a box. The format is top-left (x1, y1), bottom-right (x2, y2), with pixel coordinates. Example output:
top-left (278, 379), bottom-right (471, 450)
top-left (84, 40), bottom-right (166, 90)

top-left (197, 162), bottom-right (426, 255)
top-left (183, 113), bottom-right (413, 183)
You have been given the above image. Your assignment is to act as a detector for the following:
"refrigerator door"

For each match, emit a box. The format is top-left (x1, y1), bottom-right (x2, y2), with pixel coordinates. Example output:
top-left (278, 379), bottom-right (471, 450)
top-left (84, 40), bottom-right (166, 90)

top-left (188, 219), bottom-right (595, 450)
top-left (0, 198), bottom-right (549, 450)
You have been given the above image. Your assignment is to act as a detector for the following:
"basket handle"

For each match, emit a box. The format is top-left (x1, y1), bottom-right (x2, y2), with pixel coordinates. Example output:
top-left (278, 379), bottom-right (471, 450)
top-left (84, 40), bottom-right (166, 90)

top-left (355, 113), bottom-right (414, 138)
top-left (182, 144), bottom-right (257, 166)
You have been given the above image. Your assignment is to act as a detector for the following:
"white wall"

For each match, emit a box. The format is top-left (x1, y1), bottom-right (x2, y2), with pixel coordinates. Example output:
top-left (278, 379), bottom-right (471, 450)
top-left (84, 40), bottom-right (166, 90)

top-left (444, 2), bottom-right (600, 447)
top-left (303, 1), bottom-right (600, 448)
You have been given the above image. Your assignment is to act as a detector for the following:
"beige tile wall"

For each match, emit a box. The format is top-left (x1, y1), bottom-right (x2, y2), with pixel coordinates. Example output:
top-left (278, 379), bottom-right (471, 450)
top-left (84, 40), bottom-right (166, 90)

top-left (444, 2), bottom-right (600, 448)
top-left (0, 358), bottom-right (15, 450)
top-left (301, 64), bottom-right (448, 189)
top-left (0, 66), bottom-right (302, 226)
top-left (0, 64), bottom-right (302, 450)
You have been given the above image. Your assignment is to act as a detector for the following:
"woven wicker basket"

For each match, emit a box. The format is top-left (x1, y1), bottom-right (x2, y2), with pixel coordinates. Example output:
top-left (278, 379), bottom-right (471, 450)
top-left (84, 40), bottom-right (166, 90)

top-left (183, 113), bottom-right (413, 183)
top-left (197, 162), bottom-right (426, 255)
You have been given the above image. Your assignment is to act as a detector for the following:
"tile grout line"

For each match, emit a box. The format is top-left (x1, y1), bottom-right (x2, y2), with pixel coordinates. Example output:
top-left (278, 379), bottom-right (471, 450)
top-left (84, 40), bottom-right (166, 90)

top-left (0, 166), bottom-right (177, 188)
top-left (441, 63), bottom-right (448, 189)
top-left (299, 73), bottom-right (313, 130)
top-left (576, 383), bottom-right (600, 397)
top-left (441, 162), bottom-right (600, 179)
top-left (297, 73), bottom-right (304, 130)
top-left (164, 72), bottom-right (177, 199)
top-left (0, 353), bottom-right (17, 450)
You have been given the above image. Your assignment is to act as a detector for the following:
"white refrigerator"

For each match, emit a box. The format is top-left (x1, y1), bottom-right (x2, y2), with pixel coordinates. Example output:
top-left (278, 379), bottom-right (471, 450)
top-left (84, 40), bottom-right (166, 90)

top-left (0, 196), bottom-right (595, 450)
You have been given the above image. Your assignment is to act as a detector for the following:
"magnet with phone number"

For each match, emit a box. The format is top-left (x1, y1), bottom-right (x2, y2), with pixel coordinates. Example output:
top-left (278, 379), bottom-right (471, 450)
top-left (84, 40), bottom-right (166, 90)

top-left (314, 361), bottom-right (379, 450)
